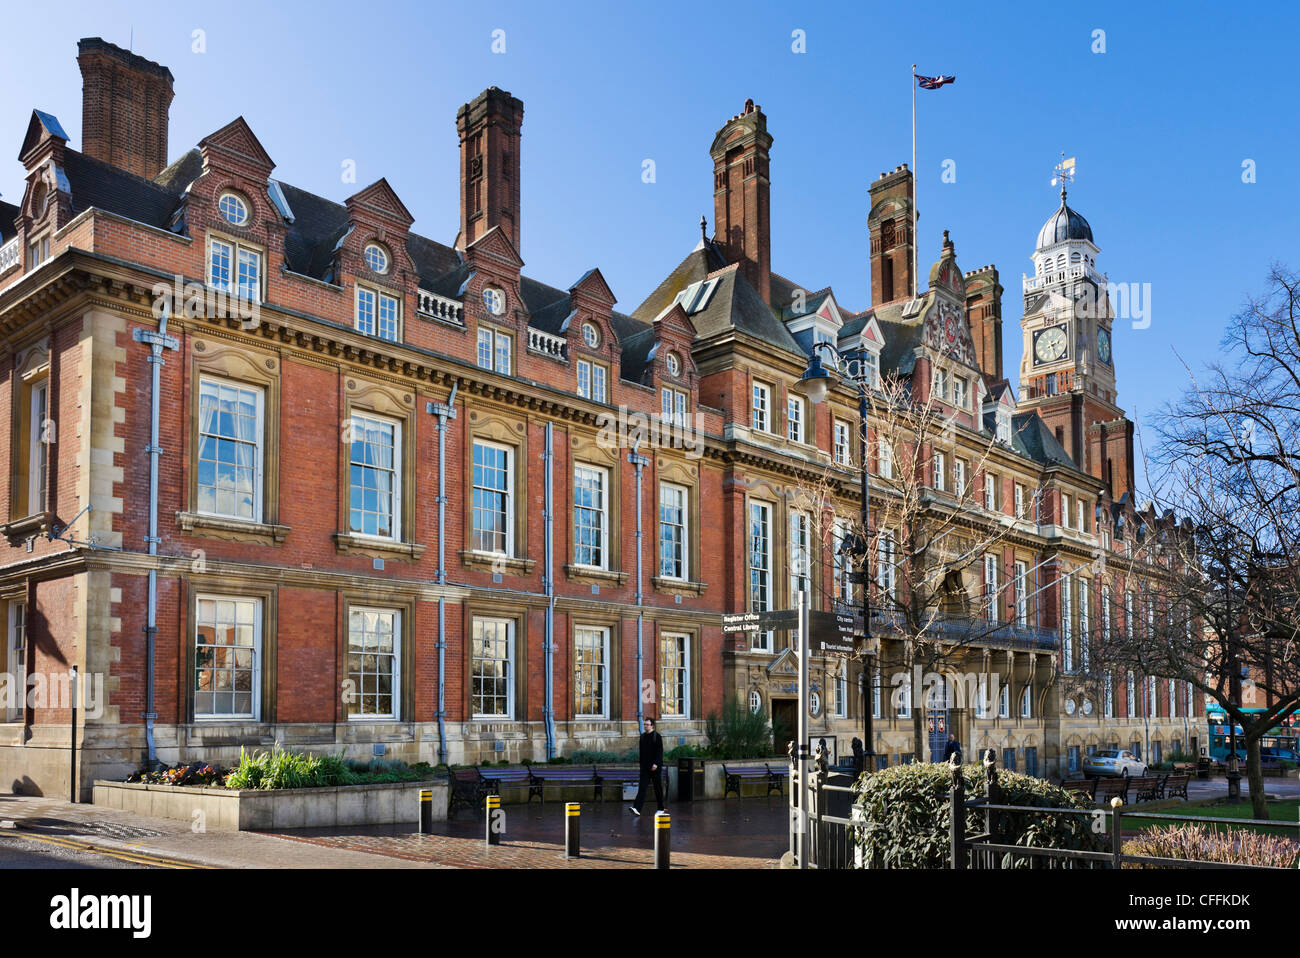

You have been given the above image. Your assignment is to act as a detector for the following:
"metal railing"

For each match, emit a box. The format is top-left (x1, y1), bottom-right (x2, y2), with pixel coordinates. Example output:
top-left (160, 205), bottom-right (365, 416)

top-left (871, 610), bottom-right (1060, 652)
top-left (793, 752), bottom-right (1300, 870)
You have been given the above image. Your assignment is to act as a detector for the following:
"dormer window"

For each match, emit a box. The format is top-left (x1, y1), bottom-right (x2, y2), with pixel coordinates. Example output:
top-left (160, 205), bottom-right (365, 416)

top-left (356, 285), bottom-right (400, 342)
top-left (364, 243), bottom-right (390, 275)
top-left (996, 408), bottom-right (1012, 443)
top-left (218, 192), bottom-right (250, 227)
top-left (582, 321), bottom-right (600, 348)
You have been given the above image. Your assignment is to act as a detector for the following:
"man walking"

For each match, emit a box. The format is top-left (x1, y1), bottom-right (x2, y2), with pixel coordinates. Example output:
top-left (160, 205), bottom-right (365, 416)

top-left (942, 733), bottom-right (962, 764)
top-left (630, 718), bottom-right (665, 816)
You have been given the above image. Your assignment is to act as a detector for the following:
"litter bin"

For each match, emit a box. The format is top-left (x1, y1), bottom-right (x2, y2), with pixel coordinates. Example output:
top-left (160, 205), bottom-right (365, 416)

top-left (677, 758), bottom-right (704, 802)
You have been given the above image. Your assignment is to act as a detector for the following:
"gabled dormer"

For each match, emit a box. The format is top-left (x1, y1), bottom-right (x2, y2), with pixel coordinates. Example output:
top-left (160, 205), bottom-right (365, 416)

top-left (565, 268), bottom-right (620, 399)
top-left (341, 179), bottom-right (417, 344)
top-left (189, 118), bottom-right (283, 306)
top-left (17, 111), bottom-right (74, 270)
top-left (782, 287), bottom-right (845, 359)
top-left (982, 380), bottom-right (1016, 445)
top-left (463, 226), bottom-right (527, 374)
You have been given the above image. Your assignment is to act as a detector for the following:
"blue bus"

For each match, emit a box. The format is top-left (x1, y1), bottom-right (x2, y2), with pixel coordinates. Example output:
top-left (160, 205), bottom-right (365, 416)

top-left (1206, 705), bottom-right (1300, 761)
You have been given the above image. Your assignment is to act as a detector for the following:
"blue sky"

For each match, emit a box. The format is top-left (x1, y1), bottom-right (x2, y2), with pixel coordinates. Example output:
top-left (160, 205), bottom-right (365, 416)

top-left (3, 0), bottom-right (1297, 463)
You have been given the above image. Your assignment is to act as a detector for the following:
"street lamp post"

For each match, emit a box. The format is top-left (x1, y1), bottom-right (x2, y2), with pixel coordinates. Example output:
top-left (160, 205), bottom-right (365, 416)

top-left (796, 343), bottom-right (875, 771)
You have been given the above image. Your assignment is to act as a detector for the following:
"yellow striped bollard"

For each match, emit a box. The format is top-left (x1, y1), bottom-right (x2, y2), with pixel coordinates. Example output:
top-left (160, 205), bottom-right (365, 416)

top-left (485, 794), bottom-right (503, 846)
top-left (565, 802), bottom-right (581, 858)
top-left (654, 810), bottom-right (670, 869)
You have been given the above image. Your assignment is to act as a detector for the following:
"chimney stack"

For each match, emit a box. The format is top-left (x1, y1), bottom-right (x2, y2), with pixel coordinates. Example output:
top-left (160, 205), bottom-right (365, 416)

top-left (77, 37), bottom-right (174, 180)
top-left (457, 87), bottom-right (524, 253)
top-left (868, 165), bottom-right (916, 305)
top-left (710, 99), bottom-right (772, 305)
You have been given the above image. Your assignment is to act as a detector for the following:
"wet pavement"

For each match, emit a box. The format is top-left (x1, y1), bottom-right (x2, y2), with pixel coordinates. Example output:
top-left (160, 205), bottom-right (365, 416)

top-left (268, 796), bottom-right (790, 868)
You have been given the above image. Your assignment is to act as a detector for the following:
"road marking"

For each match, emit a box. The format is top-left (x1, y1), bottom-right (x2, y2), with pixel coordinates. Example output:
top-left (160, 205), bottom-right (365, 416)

top-left (2, 832), bottom-right (214, 869)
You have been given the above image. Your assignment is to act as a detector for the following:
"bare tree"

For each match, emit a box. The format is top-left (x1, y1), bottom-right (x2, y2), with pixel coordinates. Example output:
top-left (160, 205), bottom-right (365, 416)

top-left (808, 372), bottom-right (1026, 762)
top-left (1097, 266), bottom-right (1300, 818)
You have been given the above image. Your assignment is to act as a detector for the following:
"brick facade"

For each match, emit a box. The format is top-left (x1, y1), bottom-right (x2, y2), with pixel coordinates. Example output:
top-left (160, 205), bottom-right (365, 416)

top-left (0, 39), bottom-right (1204, 799)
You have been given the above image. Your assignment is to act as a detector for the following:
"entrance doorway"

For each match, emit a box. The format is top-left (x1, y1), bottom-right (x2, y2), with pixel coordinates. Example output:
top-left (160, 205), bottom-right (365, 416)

top-left (771, 698), bottom-right (797, 755)
top-left (926, 708), bottom-right (949, 762)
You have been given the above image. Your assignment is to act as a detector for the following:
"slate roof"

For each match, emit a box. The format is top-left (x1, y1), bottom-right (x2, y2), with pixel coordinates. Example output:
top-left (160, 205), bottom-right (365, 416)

top-left (1, 201), bottom-right (18, 242)
top-left (629, 246), bottom-right (803, 357)
top-left (61, 149), bottom-right (182, 228)
top-left (1010, 411), bottom-right (1077, 469)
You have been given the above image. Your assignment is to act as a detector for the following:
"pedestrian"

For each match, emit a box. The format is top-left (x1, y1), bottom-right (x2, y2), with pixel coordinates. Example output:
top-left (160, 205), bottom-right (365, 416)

top-left (630, 717), bottom-right (665, 816)
top-left (942, 733), bottom-right (962, 763)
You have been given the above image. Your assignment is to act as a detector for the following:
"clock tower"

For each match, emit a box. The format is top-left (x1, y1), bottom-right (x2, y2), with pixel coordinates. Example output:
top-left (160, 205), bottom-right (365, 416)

top-left (1018, 159), bottom-right (1134, 498)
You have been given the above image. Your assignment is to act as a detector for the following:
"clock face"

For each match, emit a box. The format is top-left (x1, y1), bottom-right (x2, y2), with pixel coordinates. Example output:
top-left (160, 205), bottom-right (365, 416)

top-left (1034, 325), bottom-right (1068, 365)
top-left (1064, 698), bottom-right (1077, 716)
top-left (1098, 328), bottom-right (1112, 366)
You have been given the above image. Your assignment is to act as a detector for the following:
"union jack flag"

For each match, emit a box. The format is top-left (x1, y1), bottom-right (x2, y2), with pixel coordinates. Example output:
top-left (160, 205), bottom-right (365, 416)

top-left (916, 74), bottom-right (956, 90)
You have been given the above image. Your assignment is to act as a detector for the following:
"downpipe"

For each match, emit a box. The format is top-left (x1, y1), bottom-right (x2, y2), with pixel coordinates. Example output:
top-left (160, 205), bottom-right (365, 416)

top-left (432, 383), bottom-right (458, 767)
top-left (137, 306), bottom-right (177, 770)
top-left (629, 442), bottom-right (648, 733)
top-left (543, 422), bottom-right (556, 759)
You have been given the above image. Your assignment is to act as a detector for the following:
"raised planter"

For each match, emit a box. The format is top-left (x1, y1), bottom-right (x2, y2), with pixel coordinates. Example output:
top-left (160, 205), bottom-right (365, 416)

top-left (92, 779), bottom-right (448, 831)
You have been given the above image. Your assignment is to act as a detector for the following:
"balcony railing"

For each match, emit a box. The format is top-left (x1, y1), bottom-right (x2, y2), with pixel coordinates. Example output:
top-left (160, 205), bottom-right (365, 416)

top-left (527, 327), bottom-right (567, 360)
top-left (869, 609), bottom-right (1059, 652)
top-left (415, 288), bottom-right (464, 325)
top-left (0, 238), bottom-right (18, 274)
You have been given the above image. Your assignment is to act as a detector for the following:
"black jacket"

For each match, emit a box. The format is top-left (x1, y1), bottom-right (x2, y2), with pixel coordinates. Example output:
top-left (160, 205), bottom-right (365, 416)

top-left (942, 740), bottom-right (962, 762)
top-left (639, 730), bottom-right (664, 771)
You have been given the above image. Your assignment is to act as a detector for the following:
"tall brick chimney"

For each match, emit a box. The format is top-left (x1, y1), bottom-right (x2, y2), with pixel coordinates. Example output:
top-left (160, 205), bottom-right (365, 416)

top-left (77, 38), bottom-right (174, 180)
top-left (710, 100), bottom-right (772, 305)
top-left (868, 165), bottom-right (916, 305)
top-left (457, 87), bottom-right (524, 253)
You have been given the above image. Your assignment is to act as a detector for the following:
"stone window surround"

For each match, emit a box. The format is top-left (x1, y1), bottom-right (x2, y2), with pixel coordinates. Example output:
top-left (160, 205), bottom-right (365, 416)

top-left (461, 408), bottom-right (534, 576)
top-left (179, 338), bottom-right (289, 546)
top-left (334, 375), bottom-right (424, 561)
top-left (181, 579), bottom-right (278, 725)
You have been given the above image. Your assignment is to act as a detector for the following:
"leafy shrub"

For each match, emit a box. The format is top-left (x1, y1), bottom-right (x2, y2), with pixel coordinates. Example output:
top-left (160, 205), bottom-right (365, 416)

top-left (665, 744), bottom-right (707, 760)
top-left (1165, 750), bottom-right (1197, 765)
top-left (568, 749), bottom-right (624, 764)
top-left (852, 761), bottom-right (1103, 869)
top-left (704, 700), bottom-right (775, 759)
top-left (1124, 823), bottom-right (1299, 868)
top-left (223, 746), bottom-right (360, 790)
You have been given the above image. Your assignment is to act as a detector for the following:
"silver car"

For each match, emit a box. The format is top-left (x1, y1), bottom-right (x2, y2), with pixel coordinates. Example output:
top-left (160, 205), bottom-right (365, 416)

top-left (1081, 748), bottom-right (1147, 779)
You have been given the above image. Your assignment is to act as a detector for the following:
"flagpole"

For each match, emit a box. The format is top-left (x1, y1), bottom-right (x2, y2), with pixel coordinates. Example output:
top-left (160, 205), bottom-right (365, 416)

top-left (911, 64), bottom-right (918, 298)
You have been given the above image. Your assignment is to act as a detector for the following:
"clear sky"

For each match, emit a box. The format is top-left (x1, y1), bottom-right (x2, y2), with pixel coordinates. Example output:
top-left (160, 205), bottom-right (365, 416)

top-left (2, 0), bottom-right (1296, 471)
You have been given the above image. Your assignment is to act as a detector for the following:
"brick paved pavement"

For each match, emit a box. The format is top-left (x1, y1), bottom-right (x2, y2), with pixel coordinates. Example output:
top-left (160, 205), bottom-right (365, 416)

top-left (269, 797), bottom-right (788, 869)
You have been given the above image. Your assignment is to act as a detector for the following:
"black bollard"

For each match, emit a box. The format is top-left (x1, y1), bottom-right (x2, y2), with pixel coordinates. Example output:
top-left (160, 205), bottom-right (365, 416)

top-left (565, 802), bottom-right (581, 858)
top-left (653, 811), bottom-right (670, 869)
top-left (485, 794), bottom-right (502, 846)
top-left (419, 788), bottom-right (434, 833)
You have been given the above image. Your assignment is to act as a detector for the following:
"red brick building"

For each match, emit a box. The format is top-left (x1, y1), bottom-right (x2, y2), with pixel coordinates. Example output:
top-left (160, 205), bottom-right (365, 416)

top-left (0, 40), bottom-right (1202, 798)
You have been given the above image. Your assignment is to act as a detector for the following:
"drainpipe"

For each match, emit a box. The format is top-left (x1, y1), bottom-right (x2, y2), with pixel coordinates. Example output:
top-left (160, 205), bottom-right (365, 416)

top-left (134, 306), bottom-right (178, 770)
top-left (431, 382), bottom-right (458, 767)
top-left (543, 423), bottom-right (556, 759)
top-left (629, 442), bottom-right (649, 733)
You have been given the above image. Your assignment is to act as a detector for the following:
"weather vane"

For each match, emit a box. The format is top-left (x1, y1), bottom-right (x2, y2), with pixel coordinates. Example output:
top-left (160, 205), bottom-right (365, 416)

top-left (1050, 152), bottom-right (1076, 199)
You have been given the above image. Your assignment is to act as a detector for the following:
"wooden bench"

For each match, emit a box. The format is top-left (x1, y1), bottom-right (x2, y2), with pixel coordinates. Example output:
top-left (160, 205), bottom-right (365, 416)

top-left (478, 766), bottom-right (540, 803)
top-left (594, 766), bottom-right (651, 802)
top-left (1159, 773), bottom-right (1190, 800)
top-left (527, 765), bottom-right (598, 803)
top-left (1060, 779), bottom-right (1096, 800)
top-left (722, 763), bottom-right (784, 799)
top-left (1128, 775), bottom-right (1161, 803)
top-left (1093, 776), bottom-right (1129, 805)
top-left (448, 766), bottom-right (488, 816)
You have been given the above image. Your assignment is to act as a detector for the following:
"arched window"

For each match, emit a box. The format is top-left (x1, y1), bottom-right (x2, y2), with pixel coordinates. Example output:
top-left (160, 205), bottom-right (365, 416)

top-left (1070, 250), bottom-right (1082, 264)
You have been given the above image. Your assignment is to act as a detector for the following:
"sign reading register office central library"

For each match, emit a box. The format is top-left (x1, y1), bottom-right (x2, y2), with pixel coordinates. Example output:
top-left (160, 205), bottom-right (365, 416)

top-left (722, 610), bottom-right (864, 655)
